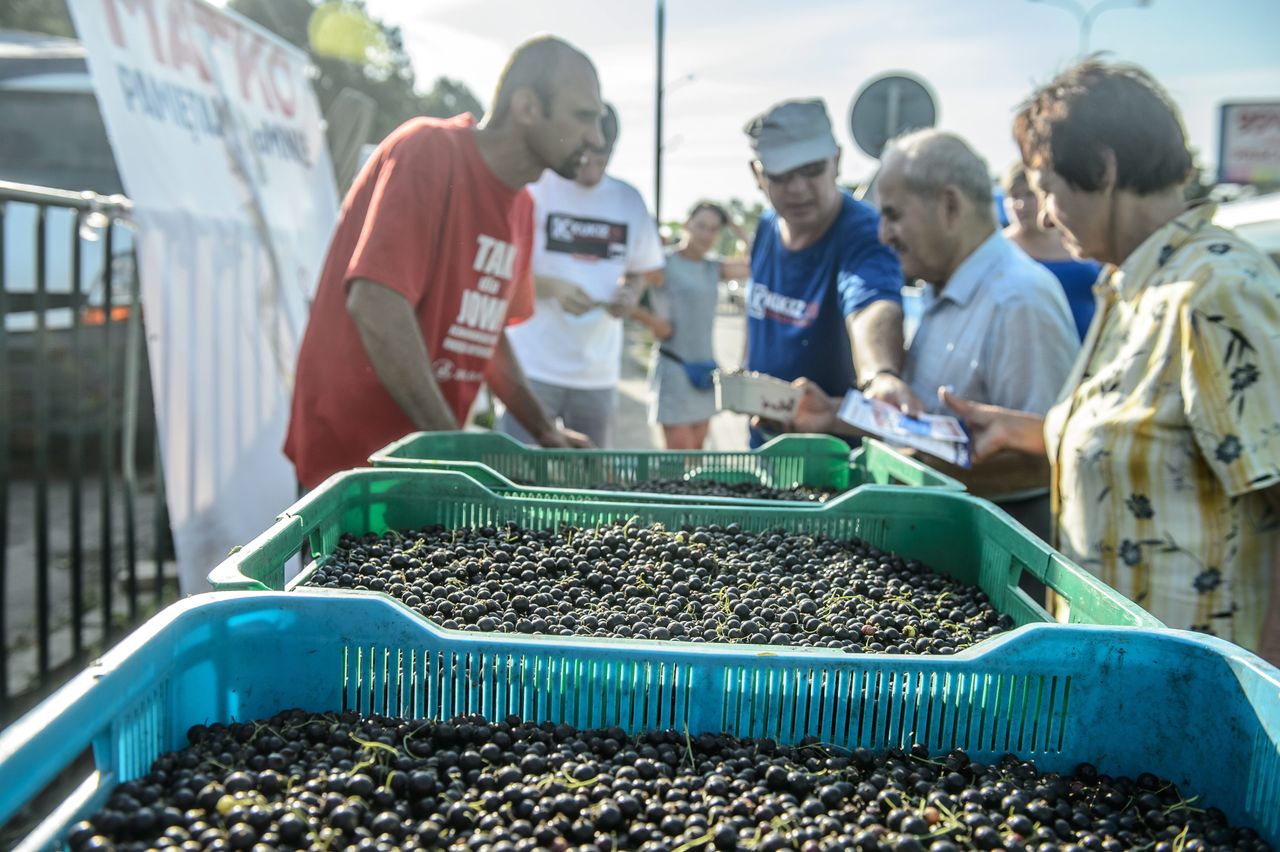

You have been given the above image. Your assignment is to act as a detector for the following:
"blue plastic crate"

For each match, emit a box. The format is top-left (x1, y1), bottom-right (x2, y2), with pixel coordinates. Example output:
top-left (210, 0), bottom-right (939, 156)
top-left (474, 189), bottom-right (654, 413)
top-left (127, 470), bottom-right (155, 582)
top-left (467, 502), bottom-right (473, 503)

top-left (0, 592), bottom-right (1276, 848)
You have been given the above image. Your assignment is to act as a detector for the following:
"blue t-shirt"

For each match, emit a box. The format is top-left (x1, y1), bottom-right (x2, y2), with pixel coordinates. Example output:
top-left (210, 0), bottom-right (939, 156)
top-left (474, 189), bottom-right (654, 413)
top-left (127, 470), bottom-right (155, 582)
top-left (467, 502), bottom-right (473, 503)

top-left (746, 192), bottom-right (902, 397)
top-left (1039, 258), bottom-right (1102, 341)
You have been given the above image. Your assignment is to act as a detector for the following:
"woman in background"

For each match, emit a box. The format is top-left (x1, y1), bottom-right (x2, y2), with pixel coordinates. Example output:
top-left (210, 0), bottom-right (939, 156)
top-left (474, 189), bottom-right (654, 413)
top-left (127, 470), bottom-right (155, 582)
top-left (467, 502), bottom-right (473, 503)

top-left (628, 202), bottom-right (749, 449)
top-left (1004, 162), bottom-right (1102, 340)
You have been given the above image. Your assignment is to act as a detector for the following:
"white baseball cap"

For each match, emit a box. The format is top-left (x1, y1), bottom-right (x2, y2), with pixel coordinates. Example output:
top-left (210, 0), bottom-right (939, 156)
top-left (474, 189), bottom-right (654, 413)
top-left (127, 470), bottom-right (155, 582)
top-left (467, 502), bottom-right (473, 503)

top-left (744, 98), bottom-right (838, 174)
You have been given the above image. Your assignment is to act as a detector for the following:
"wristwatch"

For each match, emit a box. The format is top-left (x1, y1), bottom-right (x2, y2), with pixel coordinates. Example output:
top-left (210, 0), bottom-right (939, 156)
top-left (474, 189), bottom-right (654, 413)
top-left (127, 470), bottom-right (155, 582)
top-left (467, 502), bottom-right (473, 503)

top-left (857, 368), bottom-right (902, 392)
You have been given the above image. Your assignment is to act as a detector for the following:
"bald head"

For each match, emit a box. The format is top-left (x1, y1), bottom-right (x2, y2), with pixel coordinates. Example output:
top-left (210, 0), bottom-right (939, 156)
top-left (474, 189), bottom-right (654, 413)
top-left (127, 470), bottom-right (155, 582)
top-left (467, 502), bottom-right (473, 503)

top-left (881, 129), bottom-right (995, 225)
top-left (487, 35), bottom-right (597, 127)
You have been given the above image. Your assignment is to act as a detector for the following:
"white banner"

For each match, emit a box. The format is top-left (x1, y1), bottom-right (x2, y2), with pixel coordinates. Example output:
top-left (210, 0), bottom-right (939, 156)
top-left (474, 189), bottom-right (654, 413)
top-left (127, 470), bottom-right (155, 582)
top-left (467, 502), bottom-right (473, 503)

top-left (68, 0), bottom-right (339, 592)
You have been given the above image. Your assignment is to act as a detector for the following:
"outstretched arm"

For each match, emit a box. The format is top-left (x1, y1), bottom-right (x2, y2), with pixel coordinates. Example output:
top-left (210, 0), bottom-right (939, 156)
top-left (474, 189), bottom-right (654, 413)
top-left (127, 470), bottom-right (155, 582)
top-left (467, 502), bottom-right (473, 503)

top-left (486, 331), bottom-right (592, 448)
top-left (607, 268), bottom-right (665, 318)
top-left (346, 278), bottom-right (457, 431)
top-left (627, 304), bottom-right (673, 340)
top-left (939, 387), bottom-right (1048, 461)
top-left (849, 300), bottom-right (923, 414)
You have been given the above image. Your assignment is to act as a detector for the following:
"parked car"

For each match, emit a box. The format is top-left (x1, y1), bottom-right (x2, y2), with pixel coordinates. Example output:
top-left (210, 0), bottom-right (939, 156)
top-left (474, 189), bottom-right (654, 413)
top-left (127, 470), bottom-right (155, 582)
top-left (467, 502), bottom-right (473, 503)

top-left (0, 28), bottom-right (135, 329)
top-left (0, 29), bottom-right (148, 468)
top-left (1214, 191), bottom-right (1280, 268)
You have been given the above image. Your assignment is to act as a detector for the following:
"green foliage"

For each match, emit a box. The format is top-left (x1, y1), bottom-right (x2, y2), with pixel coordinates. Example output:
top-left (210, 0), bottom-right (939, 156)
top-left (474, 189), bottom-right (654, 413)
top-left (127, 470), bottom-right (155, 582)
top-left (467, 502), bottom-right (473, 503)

top-left (0, 0), bottom-right (484, 145)
top-left (726, 198), bottom-right (763, 234)
top-left (0, 0), bottom-right (74, 37)
top-left (663, 198), bottom-right (762, 256)
top-left (230, 0), bottom-right (483, 141)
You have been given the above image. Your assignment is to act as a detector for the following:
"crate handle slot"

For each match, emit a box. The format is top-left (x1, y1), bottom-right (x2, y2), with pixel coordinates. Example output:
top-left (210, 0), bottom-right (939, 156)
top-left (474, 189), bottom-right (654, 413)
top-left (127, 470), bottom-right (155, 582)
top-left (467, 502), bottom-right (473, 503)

top-left (207, 514), bottom-right (308, 590)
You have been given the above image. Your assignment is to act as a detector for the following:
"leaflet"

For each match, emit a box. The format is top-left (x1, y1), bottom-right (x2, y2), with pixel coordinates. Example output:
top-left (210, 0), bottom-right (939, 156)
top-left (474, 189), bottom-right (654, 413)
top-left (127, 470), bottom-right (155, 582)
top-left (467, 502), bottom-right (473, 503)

top-left (837, 390), bottom-right (972, 468)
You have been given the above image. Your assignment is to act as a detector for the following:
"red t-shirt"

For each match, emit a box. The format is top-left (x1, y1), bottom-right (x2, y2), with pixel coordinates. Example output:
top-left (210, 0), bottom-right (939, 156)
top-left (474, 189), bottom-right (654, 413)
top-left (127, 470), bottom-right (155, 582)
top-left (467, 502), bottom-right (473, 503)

top-left (285, 115), bottom-right (534, 488)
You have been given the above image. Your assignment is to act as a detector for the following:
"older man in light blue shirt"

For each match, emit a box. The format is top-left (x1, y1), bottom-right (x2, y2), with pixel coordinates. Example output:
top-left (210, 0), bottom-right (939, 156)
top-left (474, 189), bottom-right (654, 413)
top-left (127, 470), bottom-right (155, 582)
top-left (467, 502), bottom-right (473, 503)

top-left (880, 129), bottom-right (1079, 536)
top-left (784, 129), bottom-right (1078, 539)
top-left (903, 230), bottom-right (1076, 415)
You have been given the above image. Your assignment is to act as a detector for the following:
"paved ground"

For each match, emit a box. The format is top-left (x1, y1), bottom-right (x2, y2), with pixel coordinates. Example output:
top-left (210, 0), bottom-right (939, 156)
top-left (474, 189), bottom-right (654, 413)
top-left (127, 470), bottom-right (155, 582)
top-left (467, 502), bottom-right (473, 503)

top-left (1, 472), bottom-right (170, 709)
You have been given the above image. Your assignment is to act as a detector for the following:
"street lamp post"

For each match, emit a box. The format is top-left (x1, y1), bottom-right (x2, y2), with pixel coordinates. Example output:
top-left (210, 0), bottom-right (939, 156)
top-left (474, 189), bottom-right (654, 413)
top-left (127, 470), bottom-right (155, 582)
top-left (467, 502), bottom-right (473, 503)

top-left (1028, 0), bottom-right (1153, 57)
top-left (655, 0), bottom-right (697, 224)
top-left (654, 0), bottom-right (665, 223)
top-left (654, 1), bottom-right (696, 225)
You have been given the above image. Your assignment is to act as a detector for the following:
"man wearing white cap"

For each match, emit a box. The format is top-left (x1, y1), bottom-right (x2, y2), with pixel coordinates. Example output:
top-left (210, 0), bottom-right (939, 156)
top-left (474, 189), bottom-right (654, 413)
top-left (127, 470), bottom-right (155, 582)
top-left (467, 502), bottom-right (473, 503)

top-left (742, 98), bottom-right (911, 447)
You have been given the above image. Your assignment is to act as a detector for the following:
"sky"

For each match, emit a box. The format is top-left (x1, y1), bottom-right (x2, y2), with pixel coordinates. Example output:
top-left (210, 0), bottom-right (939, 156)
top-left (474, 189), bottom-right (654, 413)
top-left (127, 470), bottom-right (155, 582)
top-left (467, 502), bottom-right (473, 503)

top-left (363, 0), bottom-right (1280, 221)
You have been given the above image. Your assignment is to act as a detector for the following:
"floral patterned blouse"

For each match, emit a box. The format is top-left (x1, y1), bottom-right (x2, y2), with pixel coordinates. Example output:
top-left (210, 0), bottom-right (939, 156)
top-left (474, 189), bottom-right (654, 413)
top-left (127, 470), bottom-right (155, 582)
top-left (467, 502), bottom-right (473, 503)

top-left (1045, 203), bottom-right (1280, 650)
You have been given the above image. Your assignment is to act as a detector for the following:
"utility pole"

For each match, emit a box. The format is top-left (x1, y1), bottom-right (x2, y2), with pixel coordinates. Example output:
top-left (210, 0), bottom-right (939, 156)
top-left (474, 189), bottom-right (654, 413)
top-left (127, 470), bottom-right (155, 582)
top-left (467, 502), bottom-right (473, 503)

top-left (654, 0), bottom-right (665, 224)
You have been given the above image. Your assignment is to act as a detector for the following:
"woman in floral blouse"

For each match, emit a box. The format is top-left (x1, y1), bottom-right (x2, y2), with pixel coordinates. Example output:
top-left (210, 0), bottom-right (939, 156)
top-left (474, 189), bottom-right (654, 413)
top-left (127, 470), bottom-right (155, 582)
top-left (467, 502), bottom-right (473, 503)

top-left (943, 59), bottom-right (1280, 663)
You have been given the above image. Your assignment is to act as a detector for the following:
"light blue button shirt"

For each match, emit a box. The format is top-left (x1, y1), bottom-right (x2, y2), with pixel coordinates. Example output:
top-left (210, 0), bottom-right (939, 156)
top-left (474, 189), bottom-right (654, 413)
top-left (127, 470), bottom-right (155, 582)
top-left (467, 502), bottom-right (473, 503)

top-left (904, 231), bottom-right (1080, 416)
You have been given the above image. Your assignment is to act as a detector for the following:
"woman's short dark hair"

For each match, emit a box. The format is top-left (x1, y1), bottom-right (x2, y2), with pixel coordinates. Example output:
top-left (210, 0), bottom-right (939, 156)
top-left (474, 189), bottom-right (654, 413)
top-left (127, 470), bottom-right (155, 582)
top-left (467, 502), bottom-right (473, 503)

top-left (1013, 58), bottom-right (1191, 194)
top-left (687, 201), bottom-right (728, 225)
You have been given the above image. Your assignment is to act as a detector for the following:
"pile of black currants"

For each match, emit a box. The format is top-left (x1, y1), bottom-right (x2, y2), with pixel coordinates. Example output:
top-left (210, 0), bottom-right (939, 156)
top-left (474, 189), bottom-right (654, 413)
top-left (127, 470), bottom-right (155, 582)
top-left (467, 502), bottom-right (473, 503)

top-left (586, 480), bottom-right (840, 503)
top-left (305, 521), bottom-right (1011, 655)
top-left (66, 710), bottom-right (1270, 852)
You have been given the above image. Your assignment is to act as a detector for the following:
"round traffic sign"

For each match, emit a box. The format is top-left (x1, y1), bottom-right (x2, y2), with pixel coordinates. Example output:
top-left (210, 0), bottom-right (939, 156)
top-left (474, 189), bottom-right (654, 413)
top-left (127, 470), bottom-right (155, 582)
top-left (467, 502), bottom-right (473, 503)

top-left (849, 73), bottom-right (938, 159)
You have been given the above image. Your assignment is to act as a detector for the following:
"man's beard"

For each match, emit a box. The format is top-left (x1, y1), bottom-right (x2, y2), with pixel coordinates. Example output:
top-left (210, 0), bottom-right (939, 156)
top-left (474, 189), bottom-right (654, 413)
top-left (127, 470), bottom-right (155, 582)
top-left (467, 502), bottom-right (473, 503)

top-left (552, 148), bottom-right (586, 179)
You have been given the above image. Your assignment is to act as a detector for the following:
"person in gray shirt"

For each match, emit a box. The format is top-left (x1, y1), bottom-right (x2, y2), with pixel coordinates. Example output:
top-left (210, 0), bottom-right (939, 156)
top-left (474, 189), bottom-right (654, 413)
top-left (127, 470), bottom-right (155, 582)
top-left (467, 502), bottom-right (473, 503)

top-left (626, 201), bottom-right (751, 449)
top-left (778, 129), bottom-right (1080, 538)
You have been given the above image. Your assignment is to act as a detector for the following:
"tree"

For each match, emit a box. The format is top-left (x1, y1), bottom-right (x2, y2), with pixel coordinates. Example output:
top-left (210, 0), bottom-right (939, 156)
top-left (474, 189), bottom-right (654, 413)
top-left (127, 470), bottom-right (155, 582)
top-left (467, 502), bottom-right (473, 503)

top-left (422, 77), bottom-right (483, 122)
top-left (660, 198), bottom-right (761, 256)
top-left (723, 198), bottom-right (764, 256)
top-left (0, 0), bottom-right (74, 37)
top-left (230, 0), bottom-right (482, 141)
top-left (0, 0), bottom-right (482, 144)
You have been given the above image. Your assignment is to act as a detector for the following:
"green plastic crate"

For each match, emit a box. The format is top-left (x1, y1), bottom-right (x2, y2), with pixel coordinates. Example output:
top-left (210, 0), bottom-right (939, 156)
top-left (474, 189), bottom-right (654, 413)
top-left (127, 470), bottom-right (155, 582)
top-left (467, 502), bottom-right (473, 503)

top-left (368, 431), bottom-right (964, 506)
top-left (209, 470), bottom-right (1158, 641)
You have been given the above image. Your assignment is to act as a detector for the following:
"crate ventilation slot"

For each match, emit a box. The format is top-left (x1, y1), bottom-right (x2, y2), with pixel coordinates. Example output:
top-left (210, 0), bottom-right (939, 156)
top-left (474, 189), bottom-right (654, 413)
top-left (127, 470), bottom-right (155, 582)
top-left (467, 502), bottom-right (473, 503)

top-left (109, 680), bottom-right (168, 782)
top-left (720, 666), bottom-right (1071, 755)
top-left (1245, 726), bottom-right (1280, 837)
top-left (342, 646), bottom-right (693, 732)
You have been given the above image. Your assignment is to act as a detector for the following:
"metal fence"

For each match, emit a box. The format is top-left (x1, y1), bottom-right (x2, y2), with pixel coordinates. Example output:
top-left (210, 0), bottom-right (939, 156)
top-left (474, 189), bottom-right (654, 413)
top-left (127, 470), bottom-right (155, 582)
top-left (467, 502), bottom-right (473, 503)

top-left (0, 180), bottom-right (175, 720)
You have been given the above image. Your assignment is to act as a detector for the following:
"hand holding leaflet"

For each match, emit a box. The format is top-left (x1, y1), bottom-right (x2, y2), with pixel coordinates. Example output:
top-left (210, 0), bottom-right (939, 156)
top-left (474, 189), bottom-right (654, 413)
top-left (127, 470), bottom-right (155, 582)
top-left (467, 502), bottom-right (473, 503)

top-left (837, 389), bottom-right (971, 467)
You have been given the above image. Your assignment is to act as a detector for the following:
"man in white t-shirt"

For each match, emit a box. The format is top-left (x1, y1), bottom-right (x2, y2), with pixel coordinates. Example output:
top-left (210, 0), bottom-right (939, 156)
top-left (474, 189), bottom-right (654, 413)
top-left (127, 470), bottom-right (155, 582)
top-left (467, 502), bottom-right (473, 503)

top-left (501, 103), bottom-right (665, 447)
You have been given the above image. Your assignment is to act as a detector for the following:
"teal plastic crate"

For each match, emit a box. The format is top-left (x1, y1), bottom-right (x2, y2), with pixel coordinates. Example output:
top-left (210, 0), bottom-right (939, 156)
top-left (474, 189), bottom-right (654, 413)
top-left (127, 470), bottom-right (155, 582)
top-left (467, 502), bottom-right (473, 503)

top-left (0, 593), bottom-right (1274, 849)
top-left (208, 469), bottom-right (1157, 636)
top-left (368, 431), bottom-right (964, 506)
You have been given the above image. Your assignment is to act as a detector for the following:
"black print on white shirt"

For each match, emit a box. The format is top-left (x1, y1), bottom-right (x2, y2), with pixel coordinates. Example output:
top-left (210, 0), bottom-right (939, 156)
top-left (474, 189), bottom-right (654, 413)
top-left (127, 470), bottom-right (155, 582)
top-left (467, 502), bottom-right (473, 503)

top-left (545, 213), bottom-right (628, 260)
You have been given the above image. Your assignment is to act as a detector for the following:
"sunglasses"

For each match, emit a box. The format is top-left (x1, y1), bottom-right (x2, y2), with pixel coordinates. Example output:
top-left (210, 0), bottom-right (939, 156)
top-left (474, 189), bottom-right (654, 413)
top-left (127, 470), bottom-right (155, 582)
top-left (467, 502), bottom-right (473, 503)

top-left (759, 160), bottom-right (829, 184)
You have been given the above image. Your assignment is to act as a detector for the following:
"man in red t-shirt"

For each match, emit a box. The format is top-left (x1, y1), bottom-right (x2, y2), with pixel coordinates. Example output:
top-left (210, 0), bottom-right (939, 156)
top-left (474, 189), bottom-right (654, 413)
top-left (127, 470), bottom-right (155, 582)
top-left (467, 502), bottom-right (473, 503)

top-left (286, 36), bottom-right (605, 488)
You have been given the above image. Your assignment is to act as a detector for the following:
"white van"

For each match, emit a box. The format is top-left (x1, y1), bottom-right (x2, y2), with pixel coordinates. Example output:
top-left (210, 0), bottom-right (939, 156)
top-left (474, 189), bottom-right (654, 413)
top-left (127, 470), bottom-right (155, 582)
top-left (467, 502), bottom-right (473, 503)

top-left (1214, 192), bottom-right (1280, 268)
top-left (0, 29), bottom-right (146, 457)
